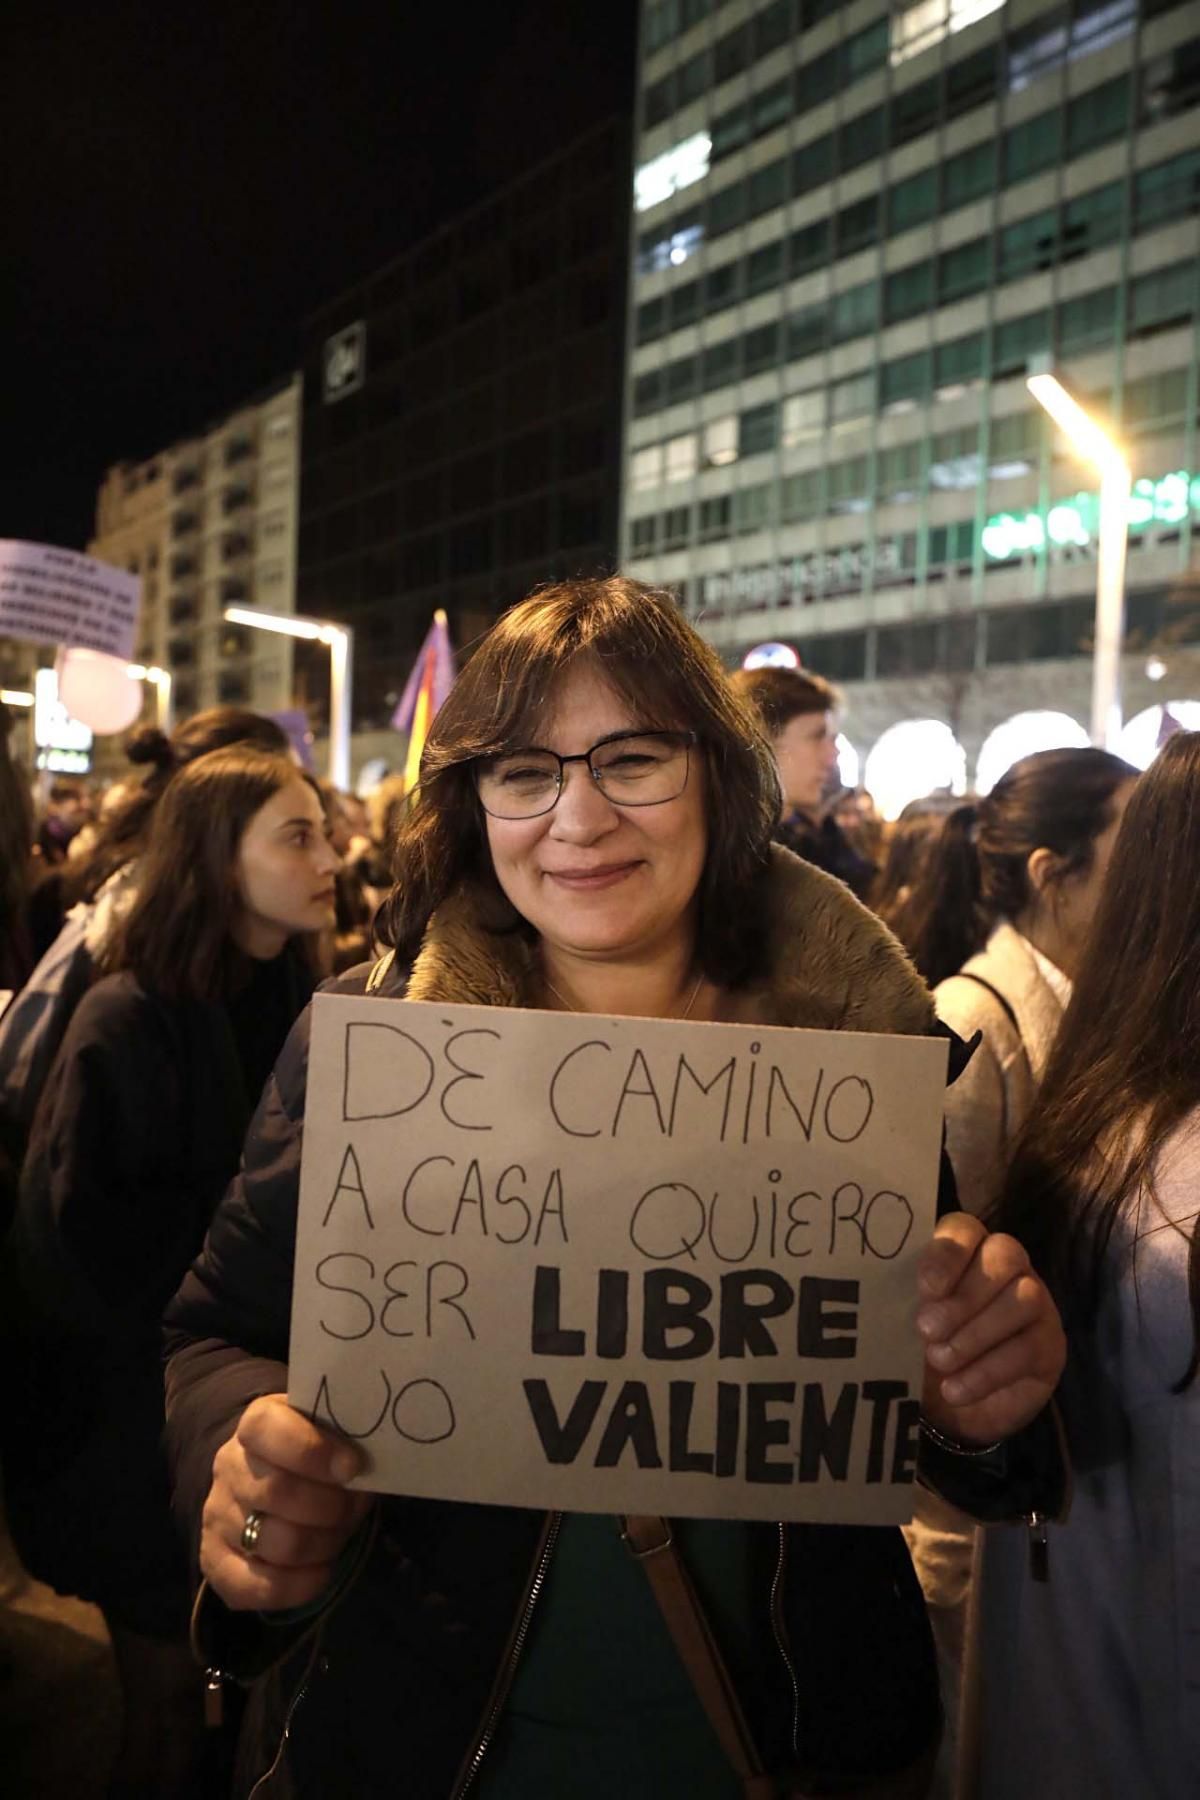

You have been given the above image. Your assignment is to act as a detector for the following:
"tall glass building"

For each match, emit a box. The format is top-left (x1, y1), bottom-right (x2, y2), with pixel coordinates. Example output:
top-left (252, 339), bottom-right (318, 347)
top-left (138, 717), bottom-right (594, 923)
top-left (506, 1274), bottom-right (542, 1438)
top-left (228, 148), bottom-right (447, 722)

top-left (620, 0), bottom-right (1200, 789)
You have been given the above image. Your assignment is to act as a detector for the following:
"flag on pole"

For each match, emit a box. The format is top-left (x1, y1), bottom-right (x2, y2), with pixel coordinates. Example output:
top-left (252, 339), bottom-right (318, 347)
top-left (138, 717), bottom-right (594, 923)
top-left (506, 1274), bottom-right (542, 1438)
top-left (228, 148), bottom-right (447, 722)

top-left (391, 610), bottom-right (456, 790)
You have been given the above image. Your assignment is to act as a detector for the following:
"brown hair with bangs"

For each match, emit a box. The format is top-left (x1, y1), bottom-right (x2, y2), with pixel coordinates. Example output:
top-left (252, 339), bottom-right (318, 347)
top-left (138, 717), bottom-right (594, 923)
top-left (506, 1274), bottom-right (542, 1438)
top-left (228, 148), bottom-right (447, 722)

top-left (105, 744), bottom-right (316, 1002)
top-left (378, 576), bottom-right (780, 987)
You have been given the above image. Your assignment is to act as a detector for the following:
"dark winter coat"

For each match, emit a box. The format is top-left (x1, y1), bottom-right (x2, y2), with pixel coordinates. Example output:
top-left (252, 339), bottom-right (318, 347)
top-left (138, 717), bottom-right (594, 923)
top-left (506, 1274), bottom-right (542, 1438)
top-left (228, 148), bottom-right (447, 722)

top-left (163, 850), bottom-right (1066, 1795)
top-left (1, 952), bottom-right (312, 1635)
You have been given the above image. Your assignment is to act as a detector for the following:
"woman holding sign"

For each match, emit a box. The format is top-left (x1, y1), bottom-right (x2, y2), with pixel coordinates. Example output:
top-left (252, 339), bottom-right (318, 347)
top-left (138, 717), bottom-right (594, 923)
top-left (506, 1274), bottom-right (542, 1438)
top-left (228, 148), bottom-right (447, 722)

top-left (164, 578), bottom-right (1066, 1800)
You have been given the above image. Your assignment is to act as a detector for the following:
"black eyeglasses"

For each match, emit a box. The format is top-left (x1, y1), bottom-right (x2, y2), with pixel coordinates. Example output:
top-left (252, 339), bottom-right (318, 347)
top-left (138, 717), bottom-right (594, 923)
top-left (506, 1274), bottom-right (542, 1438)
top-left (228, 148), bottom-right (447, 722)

top-left (474, 730), bottom-right (698, 820)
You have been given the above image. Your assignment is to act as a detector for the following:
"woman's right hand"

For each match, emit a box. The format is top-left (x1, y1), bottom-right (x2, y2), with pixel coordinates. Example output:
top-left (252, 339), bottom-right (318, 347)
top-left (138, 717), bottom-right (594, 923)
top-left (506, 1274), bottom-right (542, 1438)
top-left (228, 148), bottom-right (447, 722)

top-left (200, 1393), bottom-right (373, 1613)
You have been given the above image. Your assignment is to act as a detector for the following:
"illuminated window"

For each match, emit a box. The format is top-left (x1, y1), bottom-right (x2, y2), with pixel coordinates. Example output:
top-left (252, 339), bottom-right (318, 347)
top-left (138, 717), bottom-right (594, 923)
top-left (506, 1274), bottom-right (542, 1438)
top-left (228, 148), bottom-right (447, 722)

top-left (782, 390), bottom-right (824, 447)
top-left (635, 134), bottom-right (713, 214)
top-left (665, 433), bottom-right (698, 483)
top-left (631, 446), bottom-right (663, 491)
top-left (890, 0), bottom-right (1003, 67)
top-left (702, 416), bottom-right (738, 466)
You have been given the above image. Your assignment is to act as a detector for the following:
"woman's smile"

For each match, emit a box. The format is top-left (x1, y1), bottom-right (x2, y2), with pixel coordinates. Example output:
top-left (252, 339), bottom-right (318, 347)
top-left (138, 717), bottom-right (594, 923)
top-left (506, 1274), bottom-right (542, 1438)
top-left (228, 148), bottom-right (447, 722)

top-left (542, 860), bottom-right (643, 891)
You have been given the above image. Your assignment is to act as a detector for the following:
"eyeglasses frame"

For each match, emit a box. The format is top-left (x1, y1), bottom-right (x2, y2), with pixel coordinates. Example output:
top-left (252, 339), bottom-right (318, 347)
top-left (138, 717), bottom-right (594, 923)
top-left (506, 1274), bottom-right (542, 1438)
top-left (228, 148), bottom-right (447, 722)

top-left (474, 728), bottom-right (699, 820)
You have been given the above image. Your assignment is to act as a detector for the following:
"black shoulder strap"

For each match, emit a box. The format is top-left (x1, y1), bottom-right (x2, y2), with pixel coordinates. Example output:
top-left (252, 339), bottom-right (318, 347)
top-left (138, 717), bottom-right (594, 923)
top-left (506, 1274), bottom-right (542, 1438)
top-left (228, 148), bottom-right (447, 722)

top-left (954, 970), bottom-right (1020, 1036)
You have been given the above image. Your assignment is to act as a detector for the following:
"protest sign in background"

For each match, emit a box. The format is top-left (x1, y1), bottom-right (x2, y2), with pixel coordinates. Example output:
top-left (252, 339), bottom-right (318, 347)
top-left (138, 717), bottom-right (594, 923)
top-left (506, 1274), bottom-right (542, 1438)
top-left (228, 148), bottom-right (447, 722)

top-left (0, 540), bottom-right (141, 662)
top-left (290, 996), bottom-right (948, 1526)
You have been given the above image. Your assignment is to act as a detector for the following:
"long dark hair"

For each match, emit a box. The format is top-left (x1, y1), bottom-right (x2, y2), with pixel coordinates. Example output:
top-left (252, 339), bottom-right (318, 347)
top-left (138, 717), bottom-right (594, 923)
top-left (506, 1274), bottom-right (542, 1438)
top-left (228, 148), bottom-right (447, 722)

top-left (896, 747), bottom-right (1136, 986)
top-left (378, 577), bottom-right (780, 987)
top-left (67, 707), bottom-right (290, 906)
top-left (106, 746), bottom-right (309, 1002)
top-left (870, 798), bottom-right (958, 937)
top-left (996, 732), bottom-right (1200, 1386)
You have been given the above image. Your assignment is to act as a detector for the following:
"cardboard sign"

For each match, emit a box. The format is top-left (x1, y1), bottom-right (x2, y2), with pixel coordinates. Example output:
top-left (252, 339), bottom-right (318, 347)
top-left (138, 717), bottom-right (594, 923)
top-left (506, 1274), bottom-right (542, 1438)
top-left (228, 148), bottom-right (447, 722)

top-left (0, 541), bottom-right (140, 661)
top-left (289, 996), bottom-right (949, 1526)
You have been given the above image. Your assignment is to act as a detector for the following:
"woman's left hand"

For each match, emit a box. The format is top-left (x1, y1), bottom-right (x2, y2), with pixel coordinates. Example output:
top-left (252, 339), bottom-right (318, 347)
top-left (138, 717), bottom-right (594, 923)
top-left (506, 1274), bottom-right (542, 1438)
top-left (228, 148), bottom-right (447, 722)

top-left (916, 1212), bottom-right (1066, 1447)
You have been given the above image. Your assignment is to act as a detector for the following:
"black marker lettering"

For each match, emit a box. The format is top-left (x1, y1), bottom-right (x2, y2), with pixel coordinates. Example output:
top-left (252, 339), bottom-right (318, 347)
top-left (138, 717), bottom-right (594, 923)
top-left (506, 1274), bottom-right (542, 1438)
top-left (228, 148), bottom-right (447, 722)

top-left (745, 1382), bottom-right (796, 1484)
top-left (322, 1143), bottom-right (373, 1229)
top-left (530, 1266), bottom-right (586, 1355)
top-left (595, 1381), bottom-right (662, 1469)
top-left (523, 1378), bottom-right (606, 1463)
top-left (315, 1253), bottom-right (375, 1340)
top-left (392, 1378), bottom-right (456, 1444)
top-left (642, 1269), bottom-right (714, 1360)
top-left (796, 1382), bottom-right (858, 1482)
top-left (440, 1028), bottom-right (500, 1130)
top-left (548, 1040), bottom-right (610, 1138)
top-left (718, 1270), bottom-right (792, 1357)
top-left (343, 1021), bottom-right (434, 1122)
top-left (796, 1277), bottom-right (860, 1358)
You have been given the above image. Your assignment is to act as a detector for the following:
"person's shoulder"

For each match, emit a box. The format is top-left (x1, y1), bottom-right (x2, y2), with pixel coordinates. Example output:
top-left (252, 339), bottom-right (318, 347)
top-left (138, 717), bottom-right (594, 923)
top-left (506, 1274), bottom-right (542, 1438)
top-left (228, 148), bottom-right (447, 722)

top-left (763, 845), bottom-right (934, 1035)
top-left (317, 950), bottom-right (411, 1000)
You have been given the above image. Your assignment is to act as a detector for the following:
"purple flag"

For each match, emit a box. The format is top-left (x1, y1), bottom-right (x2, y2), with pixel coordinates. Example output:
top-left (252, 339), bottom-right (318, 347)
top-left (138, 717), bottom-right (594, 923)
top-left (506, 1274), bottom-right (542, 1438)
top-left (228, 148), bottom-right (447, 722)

top-left (390, 609), bottom-right (456, 735)
top-left (271, 708), bottom-right (315, 772)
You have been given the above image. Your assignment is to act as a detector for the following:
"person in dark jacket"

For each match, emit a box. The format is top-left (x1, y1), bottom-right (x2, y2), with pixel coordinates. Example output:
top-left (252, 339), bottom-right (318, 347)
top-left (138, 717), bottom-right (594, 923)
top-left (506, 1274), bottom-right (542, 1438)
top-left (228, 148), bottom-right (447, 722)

top-left (163, 579), bottom-right (1067, 1800)
top-left (2, 744), bottom-right (339, 1800)
top-left (729, 665), bottom-right (876, 900)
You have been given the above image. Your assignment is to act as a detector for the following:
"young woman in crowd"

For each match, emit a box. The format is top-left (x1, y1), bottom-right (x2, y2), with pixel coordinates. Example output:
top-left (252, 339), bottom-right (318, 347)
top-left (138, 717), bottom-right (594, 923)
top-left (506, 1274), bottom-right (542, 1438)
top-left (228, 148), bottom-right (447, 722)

top-left (981, 730), bottom-right (1200, 1798)
top-left (0, 707), bottom-right (290, 1169)
top-left (164, 578), bottom-right (1065, 1800)
top-left (2, 744), bottom-right (339, 1800)
top-left (903, 748), bottom-right (1138, 1216)
top-left (895, 747), bottom-right (1136, 1794)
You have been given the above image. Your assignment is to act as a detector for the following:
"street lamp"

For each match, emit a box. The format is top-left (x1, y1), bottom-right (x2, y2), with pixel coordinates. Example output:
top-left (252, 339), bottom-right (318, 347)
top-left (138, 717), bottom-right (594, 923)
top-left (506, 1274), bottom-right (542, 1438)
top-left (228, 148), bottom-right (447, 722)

top-left (127, 664), bottom-right (173, 732)
top-left (1026, 364), bottom-right (1131, 749)
top-left (223, 607), bottom-right (354, 790)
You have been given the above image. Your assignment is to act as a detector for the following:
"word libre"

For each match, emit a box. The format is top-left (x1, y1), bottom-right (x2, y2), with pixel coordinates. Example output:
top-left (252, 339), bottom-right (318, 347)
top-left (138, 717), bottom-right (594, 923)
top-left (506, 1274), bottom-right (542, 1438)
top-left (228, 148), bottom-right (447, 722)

top-left (289, 996), bottom-right (948, 1526)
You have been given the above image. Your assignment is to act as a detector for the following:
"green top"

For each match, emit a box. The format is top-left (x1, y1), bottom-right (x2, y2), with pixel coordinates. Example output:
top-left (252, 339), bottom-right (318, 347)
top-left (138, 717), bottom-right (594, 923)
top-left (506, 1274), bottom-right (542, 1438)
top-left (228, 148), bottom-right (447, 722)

top-left (477, 1514), bottom-right (755, 1798)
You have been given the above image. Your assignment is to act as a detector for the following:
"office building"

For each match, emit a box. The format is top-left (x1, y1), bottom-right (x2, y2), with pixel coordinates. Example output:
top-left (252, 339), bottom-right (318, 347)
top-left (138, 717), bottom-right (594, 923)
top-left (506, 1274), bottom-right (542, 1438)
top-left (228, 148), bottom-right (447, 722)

top-left (296, 119), bottom-right (630, 742)
top-left (622, 0), bottom-right (1200, 790)
top-left (90, 374), bottom-right (302, 726)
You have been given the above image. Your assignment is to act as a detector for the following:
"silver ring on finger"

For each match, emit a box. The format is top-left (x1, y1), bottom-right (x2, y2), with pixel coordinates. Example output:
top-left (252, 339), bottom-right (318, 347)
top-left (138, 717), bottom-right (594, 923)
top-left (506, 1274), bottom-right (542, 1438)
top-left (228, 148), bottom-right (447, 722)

top-left (240, 1509), bottom-right (266, 1556)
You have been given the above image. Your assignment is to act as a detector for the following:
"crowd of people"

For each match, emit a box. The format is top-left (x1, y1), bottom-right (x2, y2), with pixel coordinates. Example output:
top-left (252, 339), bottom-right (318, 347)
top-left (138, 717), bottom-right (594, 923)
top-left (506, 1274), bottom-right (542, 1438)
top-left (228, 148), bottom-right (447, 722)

top-left (0, 576), bottom-right (1193, 1800)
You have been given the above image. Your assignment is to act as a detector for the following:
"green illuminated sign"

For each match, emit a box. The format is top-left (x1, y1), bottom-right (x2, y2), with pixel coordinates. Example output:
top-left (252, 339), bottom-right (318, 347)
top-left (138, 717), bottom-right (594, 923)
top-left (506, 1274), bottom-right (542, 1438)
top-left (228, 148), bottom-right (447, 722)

top-left (982, 471), bottom-right (1200, 563)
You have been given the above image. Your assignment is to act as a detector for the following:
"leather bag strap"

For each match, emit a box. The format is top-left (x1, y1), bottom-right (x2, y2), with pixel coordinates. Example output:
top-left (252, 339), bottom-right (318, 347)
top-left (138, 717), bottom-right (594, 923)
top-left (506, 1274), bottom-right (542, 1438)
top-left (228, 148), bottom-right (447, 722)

top-left (621, 1515), bottom-right (777, 1800)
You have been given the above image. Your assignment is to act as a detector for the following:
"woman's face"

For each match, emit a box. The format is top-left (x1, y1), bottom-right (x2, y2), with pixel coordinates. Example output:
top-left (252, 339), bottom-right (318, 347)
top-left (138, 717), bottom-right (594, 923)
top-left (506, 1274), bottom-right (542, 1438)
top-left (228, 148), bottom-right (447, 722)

top-left (483, 665), bottom-right (708, 966)
top-left (233, 777), bottom-right (340, 957)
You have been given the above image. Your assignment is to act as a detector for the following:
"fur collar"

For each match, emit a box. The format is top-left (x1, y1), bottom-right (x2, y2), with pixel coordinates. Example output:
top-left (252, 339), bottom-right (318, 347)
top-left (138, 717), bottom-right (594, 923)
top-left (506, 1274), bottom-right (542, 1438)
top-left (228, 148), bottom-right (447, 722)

top-left (402, 846), bottom-right (933, 1039)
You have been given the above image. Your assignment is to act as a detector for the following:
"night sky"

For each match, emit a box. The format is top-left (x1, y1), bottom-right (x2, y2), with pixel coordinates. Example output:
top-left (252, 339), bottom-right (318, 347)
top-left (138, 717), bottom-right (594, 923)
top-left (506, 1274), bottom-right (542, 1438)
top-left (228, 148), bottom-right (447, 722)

top-left (4, 0), bottom-right (638, 550)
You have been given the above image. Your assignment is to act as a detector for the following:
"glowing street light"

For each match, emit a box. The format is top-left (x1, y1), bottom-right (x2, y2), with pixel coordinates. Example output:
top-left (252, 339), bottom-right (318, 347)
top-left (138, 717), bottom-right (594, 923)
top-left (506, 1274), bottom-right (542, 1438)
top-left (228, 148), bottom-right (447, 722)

top-left (0, 689), bottom-right (34, 707)
top-left (223, 607), bottom-right (354, 790)
top-left (1026, 365), bottom-right (1131, 749)
top-left (127, 664), bottom-right (173, 731)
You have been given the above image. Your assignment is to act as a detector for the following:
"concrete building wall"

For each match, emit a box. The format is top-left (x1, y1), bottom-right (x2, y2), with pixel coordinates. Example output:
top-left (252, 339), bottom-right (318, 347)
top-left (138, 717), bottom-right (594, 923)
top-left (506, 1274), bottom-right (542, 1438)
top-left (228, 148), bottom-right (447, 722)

top-left (621, 0), bottom-right (1200, 779)
top-left (89, 373), bottom-right (302, 731)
